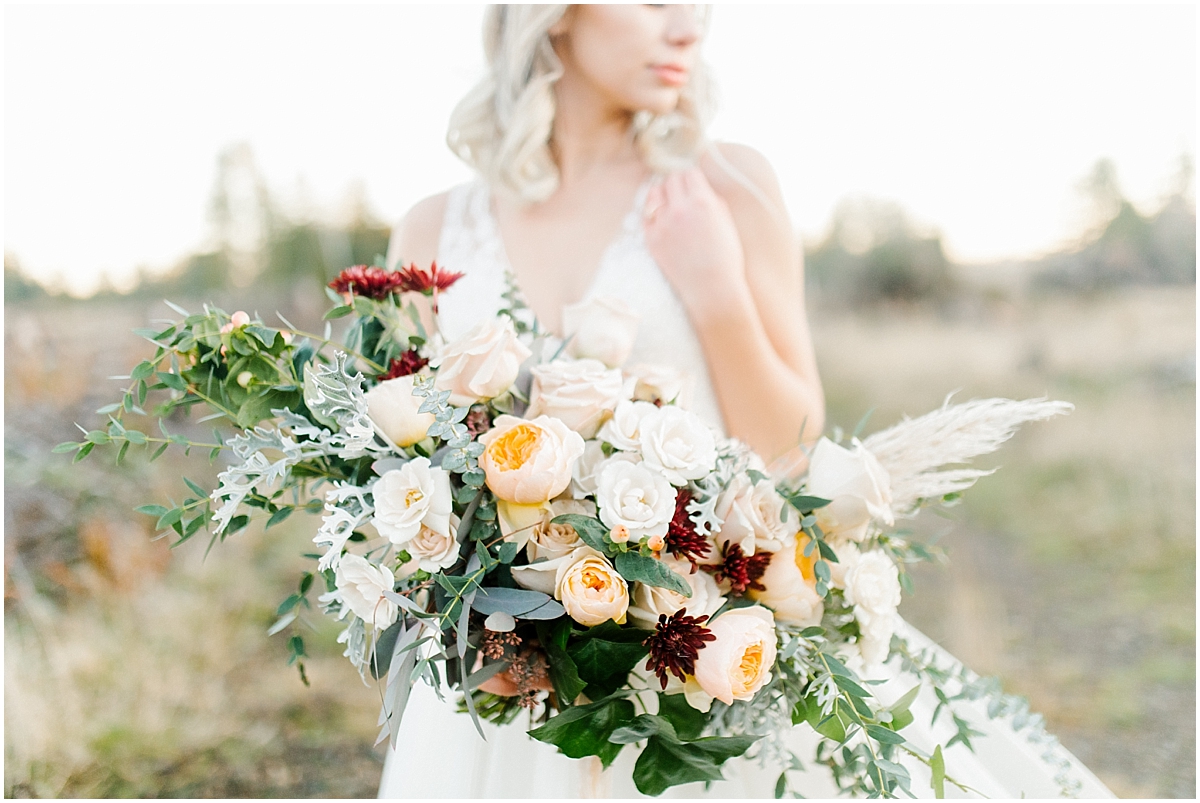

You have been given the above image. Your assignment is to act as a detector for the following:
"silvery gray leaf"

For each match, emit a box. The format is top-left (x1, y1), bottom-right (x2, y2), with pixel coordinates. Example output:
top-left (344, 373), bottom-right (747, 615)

top-left (472, 586), bottom-right (558, 617)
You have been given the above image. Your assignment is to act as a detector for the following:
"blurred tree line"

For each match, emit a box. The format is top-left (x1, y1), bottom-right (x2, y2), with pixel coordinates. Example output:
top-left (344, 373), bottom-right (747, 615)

top-left (804, 156), bottom-right (1195, 306)
top-left (4, 144), bottom-right (392, 308)
top-left (4, 151), bottom-right (1194, 307)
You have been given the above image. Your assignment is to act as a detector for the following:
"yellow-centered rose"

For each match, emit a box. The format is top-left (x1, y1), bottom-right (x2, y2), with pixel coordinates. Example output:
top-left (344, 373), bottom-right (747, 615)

top-left (693, 606), bottom-right (777, 705)
top-left (555, 547), bottom-right (629, 627)
top-left (478, 414), bottom-right (584, 504)
top-left (749, 535), bottom-right (824, 627)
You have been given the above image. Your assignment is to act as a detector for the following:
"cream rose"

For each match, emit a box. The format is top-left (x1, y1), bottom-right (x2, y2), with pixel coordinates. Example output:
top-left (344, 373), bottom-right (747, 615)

top-left (433, 318), bottom-right (532, 406)
top-left (627, 362), bottom-right (692, 408)
top-left (595, 459), bottom-right (677, 542)
top-left (526, 359), bottom-right (627, 439)
top-left (627, 556), bottom-right (726, 629)
top-left (597, 399), bottom-right (659, 452)
top-left (814, 495), bottom-right (873, 544)
top-left (525, 499), bottom-right (593, 561)
top-left (554, 547), bottom-right (629, 627)
top-left (478, 414), bottom-right (585, 504)
top-left (561, 295), bottom-right (640, 369)
top-left (333, 554), bottom-right (398, 629)
top-left (713, 475), bottom-right (798, 557)
top-left (749, 536), bottom-right (824, 627)
top-left (372, 458), bottom-right (453, 545)
top-left (406, 519), bottom-right (462, 572)
top-left (638, 405), bottom-right (717, 486)
top-left (806, 438), bottom-right (895, 530)
top-left (693, 606), bottom-right (778, 705)
top-left (364, 375), bottom-right (436, 448)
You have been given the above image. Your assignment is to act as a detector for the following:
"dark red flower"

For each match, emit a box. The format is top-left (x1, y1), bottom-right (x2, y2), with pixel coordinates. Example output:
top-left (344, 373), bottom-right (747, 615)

top-left (644, 610), bottom-right (716, 689)
top-left (378, 349), bottom-right (429, 380)
top-left (464, 406), bottom-right (492, 437)
top-left (702, 542), bottom-right (772, 596)
top-left (328, 265), bottom-right (405, 300)
top-left (395, 261), bottom-right (465, 295)
top-left (664, 489), bottom-right (711, 567)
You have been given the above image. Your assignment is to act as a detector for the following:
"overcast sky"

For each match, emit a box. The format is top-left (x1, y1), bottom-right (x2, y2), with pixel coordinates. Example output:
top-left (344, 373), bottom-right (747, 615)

top-left (5, 4), bottom-right (1195, 296)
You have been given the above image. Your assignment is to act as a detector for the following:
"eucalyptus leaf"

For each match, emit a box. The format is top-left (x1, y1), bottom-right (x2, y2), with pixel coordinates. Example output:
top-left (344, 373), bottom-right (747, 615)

top-left (614, 551), bottom-right (691, 597)
top-left (551, 513), bottom-right (611, 554)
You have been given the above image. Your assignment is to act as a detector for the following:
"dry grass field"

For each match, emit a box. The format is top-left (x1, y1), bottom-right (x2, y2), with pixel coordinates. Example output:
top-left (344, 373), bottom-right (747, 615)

top-left (4, 286), bottom-right (1195, 797)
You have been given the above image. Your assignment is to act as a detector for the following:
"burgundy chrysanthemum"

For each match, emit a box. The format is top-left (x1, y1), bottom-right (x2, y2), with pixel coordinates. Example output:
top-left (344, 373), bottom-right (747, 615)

top-left (395, 261), bottom-right (465, 295)
top-left (702, 542), bottom-right (772, 596)
top-left (378, 349), bottom-right (429, 380)
top-left (328, 265), bottom-right (405, 300)
top-left (644, 610), bottom-right (717, 689)
top-left (664, 489), bottom-right (711, 567)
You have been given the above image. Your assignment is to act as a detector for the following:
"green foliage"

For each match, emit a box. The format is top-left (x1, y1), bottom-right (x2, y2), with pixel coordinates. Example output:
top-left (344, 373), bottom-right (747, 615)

top-left (609, 711), bottom-right (759, 796)
top-left (528, 695), bottom-right (636, 768)
top-left (565, 621), bottom-right (651, 700)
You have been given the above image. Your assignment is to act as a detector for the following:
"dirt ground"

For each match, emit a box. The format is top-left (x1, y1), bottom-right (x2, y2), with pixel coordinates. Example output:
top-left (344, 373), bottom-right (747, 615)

top-left (4, 286), bottom-right (1195, 797)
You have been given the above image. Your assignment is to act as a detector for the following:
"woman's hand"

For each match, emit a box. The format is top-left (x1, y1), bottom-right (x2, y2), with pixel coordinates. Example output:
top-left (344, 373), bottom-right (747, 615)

top-left (643, 167), bottom-right (747, 311)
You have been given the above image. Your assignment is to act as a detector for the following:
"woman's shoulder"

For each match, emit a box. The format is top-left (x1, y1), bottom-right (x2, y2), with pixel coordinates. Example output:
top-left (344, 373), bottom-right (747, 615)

top-left (697, 142), bottom-right (795, 258)
top-left (387, 190), bottom-right (453, 270)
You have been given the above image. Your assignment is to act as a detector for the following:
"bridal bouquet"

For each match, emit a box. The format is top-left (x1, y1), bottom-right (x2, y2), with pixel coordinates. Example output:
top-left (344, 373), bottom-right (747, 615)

top-left (60, 260), bottom-right (1072, 797)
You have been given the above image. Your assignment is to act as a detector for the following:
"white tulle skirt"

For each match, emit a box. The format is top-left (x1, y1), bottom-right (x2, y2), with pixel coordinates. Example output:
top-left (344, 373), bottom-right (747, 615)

top-left (377, 623), bottom-right (1113, 799)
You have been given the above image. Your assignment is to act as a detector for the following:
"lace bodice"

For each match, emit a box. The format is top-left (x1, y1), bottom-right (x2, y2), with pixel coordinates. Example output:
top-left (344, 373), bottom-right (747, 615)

top-left (435, 179), bottom-right (726, 436)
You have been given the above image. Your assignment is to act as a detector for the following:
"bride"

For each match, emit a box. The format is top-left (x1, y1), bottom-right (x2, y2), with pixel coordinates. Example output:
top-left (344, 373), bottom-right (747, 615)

top-left (379, 5), bottom-right (1112, 798)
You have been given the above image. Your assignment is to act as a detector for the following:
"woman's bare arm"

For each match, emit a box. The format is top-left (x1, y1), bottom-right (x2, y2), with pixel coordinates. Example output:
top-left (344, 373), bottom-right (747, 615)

top-left (644, 144), bottom-right (825, 464)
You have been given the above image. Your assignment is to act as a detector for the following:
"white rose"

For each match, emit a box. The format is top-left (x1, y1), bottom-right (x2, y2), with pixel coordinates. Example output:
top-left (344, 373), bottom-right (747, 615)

top-left (627, 556), bottom-right (726, 629)
top-left (713, 474), bottom-right (798, 557)
top-left (806, 438), bottom-right (895, 529)
top-left (406, 518), bottom-right (462, 572)
top-left (842, 549), bottom-right (902, 619)
top-left (433, 317), bottom-right (532, 406)
top-left (692, 606), bottom-right (778, 705)
top-left (364, 375), bottom-right (436, 448)
top-left (570, 440), bottom-right (639, 499)
top-left (814, 495), bottom-right (873, 544)
top-left (561, 295), bottom-right (640, 369)
top-left (595, 460), bottom-right (677, 542)
top-left (526, 358), bottom-right (628, 439)
top-left (749, 536), bottom-right (824, 627)
top-left (333, 554), bottom-right (398, 629)
top-left (554, 547), bottom-right (629, 627)
top-left (597, 399), bottom-right (659, 452)
top-left (627, 362), bottom-right (692, 408)
top-left (638, 406), bottom-right (717, 486)
top-left (856, 608), bottom-right (897, 668)
top-left (372, 458), bottom-right (453, 545)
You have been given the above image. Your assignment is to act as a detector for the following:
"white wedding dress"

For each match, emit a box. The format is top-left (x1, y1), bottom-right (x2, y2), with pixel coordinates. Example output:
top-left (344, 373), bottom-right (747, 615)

top-left (377, 179), bottom-right (1114, 799)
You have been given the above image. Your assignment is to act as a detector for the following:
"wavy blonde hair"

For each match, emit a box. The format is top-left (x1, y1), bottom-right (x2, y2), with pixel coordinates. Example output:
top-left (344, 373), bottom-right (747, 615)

top-left (447, 4), bottom-right (715, 203)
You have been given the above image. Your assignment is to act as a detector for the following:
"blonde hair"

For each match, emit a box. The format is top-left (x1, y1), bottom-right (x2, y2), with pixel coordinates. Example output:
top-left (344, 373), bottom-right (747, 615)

top-left (447, 5), bottom-right (715, 203)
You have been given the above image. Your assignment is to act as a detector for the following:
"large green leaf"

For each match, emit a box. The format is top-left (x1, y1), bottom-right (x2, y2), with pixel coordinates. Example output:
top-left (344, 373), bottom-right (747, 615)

top-left (614, 551), bottom-right (691, 597)
top-left (566, 621), bottom-right (651, 700)
top-left (609, 713), bottom-right (759, 796)
top-left (528, 696), bottom-right (636, 768)
top-left (537, 619), bottom-right (587, 706)
top-left (656, 692), bottom-right (706, 741)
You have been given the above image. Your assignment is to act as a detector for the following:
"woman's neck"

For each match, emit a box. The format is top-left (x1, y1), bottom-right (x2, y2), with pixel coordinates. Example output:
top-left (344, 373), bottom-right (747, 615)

top-left (549, 71), bottom-right (642, 186)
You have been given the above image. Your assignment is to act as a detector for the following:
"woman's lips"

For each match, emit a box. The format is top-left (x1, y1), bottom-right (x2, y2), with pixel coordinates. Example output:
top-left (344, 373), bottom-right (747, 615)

top-left (651, 64), bottom-right (688, 87)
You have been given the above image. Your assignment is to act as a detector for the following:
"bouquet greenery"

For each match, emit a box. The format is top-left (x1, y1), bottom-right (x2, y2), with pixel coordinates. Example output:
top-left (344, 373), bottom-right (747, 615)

top-left (59, 259), bottom-right (1076, 797)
